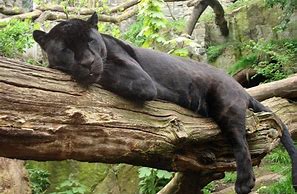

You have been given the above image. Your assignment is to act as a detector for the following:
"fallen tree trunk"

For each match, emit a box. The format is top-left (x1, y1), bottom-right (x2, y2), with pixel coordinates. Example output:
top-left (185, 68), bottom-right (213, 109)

top-left (0, 57), bottom-right (296, 193)
top-left (246, 74), bottom-right (297, 101)
top-left (0, 5), bottom-right (25, 15)
top-left (0, 9), bottom-right (42, 23)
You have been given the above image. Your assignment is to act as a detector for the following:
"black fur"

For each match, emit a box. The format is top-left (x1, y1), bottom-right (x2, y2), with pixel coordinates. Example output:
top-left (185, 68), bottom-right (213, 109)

top-left (33, 13), bottom-right (297, 194)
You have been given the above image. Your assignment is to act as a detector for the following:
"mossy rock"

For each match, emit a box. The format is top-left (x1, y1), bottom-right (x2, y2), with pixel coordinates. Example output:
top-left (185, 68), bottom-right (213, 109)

top-left (92, 164), bottom-right (139, 194)
top-left (26, 161), bottom-right (140, 194)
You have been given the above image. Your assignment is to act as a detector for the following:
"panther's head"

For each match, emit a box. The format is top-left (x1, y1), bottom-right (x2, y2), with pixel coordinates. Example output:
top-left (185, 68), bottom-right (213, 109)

top-left (33, 13), bottom-right (107, 85)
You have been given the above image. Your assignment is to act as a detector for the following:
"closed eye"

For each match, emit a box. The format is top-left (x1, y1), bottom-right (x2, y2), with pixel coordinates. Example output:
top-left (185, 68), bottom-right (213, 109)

top-left (61, 48), bottom-right (72, 53)
top-left (88, 39), bottom-right (96, 44)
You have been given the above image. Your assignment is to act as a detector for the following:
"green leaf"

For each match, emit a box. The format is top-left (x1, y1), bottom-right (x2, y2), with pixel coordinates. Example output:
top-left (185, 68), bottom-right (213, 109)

top-left (139, 167), bottom-right (152, 178)
top-left (156, 170), bottom-right (173, 179)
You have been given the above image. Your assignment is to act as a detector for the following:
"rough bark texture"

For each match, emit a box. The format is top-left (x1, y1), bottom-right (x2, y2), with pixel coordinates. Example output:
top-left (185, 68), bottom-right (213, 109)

top-left (0, 56), bottom-right (284, 172)
top-left (262, 97), bottom-right (297, 138)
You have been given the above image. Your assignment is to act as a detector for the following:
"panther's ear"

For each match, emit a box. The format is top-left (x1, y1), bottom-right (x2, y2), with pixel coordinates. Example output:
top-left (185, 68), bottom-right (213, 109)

top-left (87, 12), bottom-right (98, 29)
top-left (33, 30), bottom-right (47, 50)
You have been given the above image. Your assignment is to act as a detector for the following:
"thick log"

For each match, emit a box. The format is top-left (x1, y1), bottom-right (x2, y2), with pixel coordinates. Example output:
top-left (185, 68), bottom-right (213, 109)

top-left (262, 97), bottom-right (297, 138)
top-left (37, 0), bottom-right (139, 14)
top-left (0, 57), bottom-right (283, 174)
top-left (247, 74), bottom-right (297, 101)
top-left (0, 5), bottom-right (25, 15)
top-left (0, 9), bottom-right (41, 23)
top-left (33, 9), bottom-right (138, 23)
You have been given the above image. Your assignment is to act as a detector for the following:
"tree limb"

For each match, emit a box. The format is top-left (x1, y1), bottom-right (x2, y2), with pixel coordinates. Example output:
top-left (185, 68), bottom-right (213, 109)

top-left (0, 5), bottom-right (25, 15)
top-left (186, 0), bottom-right (229, 36)
top-left (33, 7), bottom-right (138, 24)
top-left (186, 0), bottom-right (208, 35)
top-left (247, 74), bottom-right (297, 101)
top-left (157, 172), bottom-right (224, 194)
top-left (35, 0), bottom-right (189, 16)
top-left (0, 9), bottom-right (41, 23)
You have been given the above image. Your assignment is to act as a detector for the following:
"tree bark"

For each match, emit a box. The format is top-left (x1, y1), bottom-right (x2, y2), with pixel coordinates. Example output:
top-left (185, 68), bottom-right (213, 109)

top-left (246, 74), bottom-right (297, 101)
top-left (158, 172), bottom-right (224, 194)
top-left (0, 56), bottom-right (284, 171)
top-left (37, 7), bottom-right (137, 23)
top-left (186, 0), bottom-right (208, 36)
top-left (1, 57), bottom-right (296, 193)
top-left (0, 5), bottom-right (24, 15)
top-left (186, 0), bottom-right (229, 36)
top-left (0, 9), bottom-right (41, 23)
top-left (262, 97), bottom-right (297, 138)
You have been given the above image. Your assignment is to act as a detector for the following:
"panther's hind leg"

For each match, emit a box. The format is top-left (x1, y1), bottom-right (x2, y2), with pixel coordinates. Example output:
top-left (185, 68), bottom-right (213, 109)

top-left (215, 107), bottom-right (255, 194)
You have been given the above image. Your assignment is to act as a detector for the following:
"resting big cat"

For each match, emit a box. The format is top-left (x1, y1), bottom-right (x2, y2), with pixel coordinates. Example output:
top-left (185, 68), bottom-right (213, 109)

top-left (33, 13), bottom-right (297, 194)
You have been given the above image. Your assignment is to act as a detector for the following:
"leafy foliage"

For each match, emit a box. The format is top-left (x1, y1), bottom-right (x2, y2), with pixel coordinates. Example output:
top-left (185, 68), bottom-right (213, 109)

top-left (257, 175), bottom-right (295, 194)
top-left (248, 39), bottom-right (296, 81)
top-left (138, 0), bottom-right (168, 48)
top-left (124, 0), bottom-right (197, 57)
top-left (223, 172), bottom-right (237, 183)
top-left (98, 22), bottom-right (122, 38)
top-left (26, 165), bottom-right (50, 194)
top-left (0, 20), bottom-right (37, 57)
top-left (257, 145), bottom-right (295, 193)
top-left (124, 16), bottom-right (147, 46)
top-left (51, 176), bottom-right (88, 194)
top-left (202, 182), bottom-right (216, 194)
top-left (227, 39), bottom-right (297, 82)
top-left (206, 44), bottom-right (227, 63)
top-left (138, 167), bottom-right (173, 194)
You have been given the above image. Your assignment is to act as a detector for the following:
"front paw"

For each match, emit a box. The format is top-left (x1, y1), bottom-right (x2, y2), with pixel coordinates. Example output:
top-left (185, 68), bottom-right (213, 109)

top-left (235, 173), bottom-right (255, 194)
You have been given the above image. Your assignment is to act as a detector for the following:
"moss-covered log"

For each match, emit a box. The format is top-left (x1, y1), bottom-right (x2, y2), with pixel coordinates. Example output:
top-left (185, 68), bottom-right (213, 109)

top-left (0, 56), bottom-right (284, 174)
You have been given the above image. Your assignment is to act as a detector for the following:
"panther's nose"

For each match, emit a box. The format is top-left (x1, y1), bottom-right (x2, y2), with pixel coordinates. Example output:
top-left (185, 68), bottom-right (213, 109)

top-left (79, 50), bottom-right (95, 67)
top-left (80, 56), bottom-right (95, 67)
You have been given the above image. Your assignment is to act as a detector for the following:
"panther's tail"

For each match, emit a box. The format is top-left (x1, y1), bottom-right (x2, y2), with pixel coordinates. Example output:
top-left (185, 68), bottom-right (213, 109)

top-left (249, 97), bottom-right (297, 190)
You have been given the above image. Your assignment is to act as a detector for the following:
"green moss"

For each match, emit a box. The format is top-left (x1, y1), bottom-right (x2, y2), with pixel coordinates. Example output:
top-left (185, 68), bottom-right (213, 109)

top-left (26, 160), bottom-right (109, 194)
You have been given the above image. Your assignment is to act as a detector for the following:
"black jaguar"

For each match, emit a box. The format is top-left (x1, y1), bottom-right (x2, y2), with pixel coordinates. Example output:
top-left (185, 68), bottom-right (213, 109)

top-left (33, 13), bottom-right (297, 194)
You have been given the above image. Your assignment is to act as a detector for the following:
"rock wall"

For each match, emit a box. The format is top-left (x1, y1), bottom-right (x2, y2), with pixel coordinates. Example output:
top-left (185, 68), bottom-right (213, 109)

top-left (203, 0), bottom-right (297, 69)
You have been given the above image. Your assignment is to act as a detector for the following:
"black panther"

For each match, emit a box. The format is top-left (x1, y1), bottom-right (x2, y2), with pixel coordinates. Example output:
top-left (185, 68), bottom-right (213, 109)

top-left (33, 13), bottom-right (297, 194)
